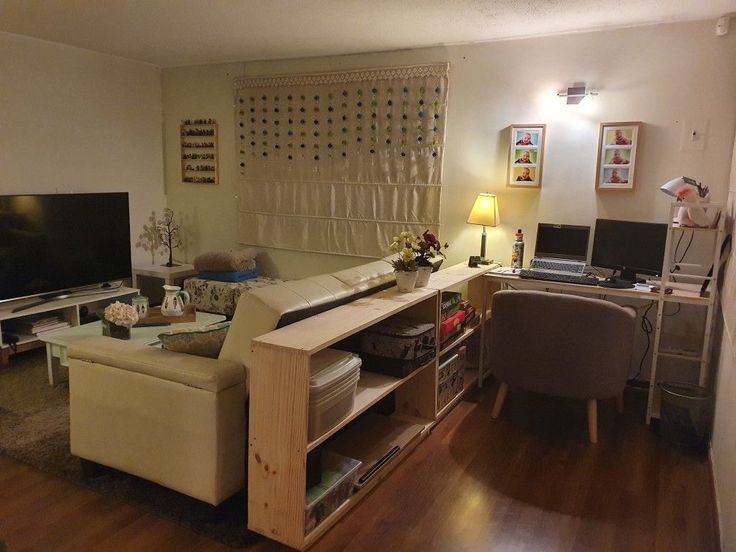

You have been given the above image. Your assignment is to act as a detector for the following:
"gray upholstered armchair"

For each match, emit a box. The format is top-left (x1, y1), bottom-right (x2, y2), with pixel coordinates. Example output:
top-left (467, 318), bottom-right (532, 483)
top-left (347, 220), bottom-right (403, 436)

top-left (489, 290), bottom-right (636, 443)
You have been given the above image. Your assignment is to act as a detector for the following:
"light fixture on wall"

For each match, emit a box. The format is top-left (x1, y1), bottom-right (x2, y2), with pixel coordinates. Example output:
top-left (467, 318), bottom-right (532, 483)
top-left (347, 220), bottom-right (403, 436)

top-left (467, 192), bottom-right (499, 263)
top-left (557, 85), bottom-right (598, 105)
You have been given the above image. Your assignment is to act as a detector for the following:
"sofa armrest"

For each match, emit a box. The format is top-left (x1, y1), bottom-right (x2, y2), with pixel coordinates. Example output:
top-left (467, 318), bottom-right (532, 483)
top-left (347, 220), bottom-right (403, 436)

top-left (68, 336), bottom-right (244, 393)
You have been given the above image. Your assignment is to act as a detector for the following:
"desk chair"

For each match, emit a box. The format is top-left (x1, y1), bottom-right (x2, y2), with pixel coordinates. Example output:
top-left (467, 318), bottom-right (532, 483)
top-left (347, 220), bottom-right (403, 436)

top-left (489, 290), bottom-right (635, 443)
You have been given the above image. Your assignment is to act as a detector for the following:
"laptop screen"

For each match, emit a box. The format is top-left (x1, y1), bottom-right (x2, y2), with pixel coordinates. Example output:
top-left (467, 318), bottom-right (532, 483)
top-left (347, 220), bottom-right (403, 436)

top-left (535, 223), bottom-right (591, 261)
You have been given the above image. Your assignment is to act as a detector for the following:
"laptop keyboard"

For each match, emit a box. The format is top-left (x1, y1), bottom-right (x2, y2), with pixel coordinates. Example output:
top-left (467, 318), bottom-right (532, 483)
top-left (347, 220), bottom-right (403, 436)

top-left (519, 269), bottom-right (600, 286)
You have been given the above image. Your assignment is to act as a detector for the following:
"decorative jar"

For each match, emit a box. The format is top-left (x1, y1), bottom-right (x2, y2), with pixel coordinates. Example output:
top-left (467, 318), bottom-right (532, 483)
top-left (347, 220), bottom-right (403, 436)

top-left (415, 266), bottom-right (433, 288)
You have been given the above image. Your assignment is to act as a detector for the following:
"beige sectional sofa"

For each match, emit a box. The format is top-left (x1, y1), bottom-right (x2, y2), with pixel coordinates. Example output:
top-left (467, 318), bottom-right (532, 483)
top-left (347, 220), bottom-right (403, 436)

top-left (67, 257), bottom-right (396, 506)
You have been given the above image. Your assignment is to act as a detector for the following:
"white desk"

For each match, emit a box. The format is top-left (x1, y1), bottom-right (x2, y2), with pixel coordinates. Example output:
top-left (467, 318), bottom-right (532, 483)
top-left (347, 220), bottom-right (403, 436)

top-left (484, 270), bottom-right (712, 422)
top-left (40, 311), bottom-right (225, 385)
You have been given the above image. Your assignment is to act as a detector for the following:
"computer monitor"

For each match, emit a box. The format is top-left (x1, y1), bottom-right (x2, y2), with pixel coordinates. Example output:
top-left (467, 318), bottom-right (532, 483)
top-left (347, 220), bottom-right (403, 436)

top-left (534, 223), bottom-right (591, 261)
top-left (591, 219), bottom-right (668, 282)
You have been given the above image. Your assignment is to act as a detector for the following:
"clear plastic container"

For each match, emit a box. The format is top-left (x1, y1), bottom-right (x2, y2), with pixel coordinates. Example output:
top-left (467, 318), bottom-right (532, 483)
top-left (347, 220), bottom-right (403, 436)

top-left (308, 371), bottom-right (360, 440)
top-left (310, 350), bottom-right (361, 395)
top-left (305, 451), bottom-right (362, 534)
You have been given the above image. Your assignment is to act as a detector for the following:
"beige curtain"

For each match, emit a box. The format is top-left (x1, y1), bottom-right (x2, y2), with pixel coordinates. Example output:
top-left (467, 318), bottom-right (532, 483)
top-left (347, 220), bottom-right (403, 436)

top-left (234, 63), bottom-right (449, 257)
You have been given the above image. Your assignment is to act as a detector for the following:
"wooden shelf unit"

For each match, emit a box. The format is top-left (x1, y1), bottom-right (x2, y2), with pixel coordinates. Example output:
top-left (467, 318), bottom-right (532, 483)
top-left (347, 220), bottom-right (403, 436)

top-left (248, 262), bottom-right (496, 549)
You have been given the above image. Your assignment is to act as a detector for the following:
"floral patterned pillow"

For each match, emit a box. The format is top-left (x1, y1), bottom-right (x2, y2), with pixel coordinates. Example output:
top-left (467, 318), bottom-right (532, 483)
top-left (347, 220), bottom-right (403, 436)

top-left (158, 322), bottom-right (230, 359)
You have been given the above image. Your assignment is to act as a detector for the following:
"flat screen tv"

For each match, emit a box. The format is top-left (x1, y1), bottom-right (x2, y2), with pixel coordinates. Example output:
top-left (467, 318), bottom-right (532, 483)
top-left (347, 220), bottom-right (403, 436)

top-left (0, 193), bottom-right (132, 304)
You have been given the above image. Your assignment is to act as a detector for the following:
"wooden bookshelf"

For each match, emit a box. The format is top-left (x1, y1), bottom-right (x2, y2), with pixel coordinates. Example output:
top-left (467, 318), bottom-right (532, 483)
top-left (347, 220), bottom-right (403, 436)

top-left (247, 262), bottom-right (498, 549)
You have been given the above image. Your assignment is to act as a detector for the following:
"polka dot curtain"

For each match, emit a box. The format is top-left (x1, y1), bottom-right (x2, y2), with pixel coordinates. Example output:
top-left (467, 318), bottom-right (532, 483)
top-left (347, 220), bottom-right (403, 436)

top-left (234, 63), bottom-right (449, 258)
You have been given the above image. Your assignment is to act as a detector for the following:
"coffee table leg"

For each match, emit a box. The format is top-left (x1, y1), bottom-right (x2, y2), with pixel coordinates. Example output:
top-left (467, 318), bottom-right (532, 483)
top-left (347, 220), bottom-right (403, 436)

top-left (46, 344), bottom-right (68, 386)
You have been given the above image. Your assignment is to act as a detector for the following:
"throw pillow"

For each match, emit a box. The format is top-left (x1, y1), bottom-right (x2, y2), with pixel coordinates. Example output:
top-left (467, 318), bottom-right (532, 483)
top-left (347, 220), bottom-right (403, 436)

top-left (194, 248), bottom-right (257, 272)
top-left (158, 322), bottom-right (230, 358)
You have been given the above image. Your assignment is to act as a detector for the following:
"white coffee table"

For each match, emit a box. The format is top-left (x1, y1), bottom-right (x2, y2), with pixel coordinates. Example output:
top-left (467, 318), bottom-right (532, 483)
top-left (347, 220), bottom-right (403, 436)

top-left (40, 311), bottom-right (226, 385)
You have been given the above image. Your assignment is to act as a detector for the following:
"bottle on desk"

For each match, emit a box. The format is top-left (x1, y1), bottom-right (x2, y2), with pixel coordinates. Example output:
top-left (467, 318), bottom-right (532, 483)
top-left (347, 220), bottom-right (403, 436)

top-left (511, 228), bottom-right (525, 269)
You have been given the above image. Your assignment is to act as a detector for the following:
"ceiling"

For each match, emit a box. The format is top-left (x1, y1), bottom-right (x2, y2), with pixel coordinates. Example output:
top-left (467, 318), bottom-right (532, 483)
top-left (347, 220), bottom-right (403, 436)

top-left (1, 0), bottom-right (734, 67)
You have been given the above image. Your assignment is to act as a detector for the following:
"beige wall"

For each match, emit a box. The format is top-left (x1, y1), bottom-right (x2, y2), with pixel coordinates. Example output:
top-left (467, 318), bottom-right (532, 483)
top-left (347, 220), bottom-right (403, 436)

top-left (712, 134), bottom-right (736, 552)
top-left (162, 20), bottom-right (736, 279)
top-left (0, 32), bottom-right (165, 265)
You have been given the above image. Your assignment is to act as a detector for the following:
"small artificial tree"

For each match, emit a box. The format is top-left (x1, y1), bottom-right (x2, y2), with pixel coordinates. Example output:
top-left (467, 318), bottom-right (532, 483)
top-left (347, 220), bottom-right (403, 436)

top-left (157, 208), bottom-right (183, 267)
top-left (135, 211), bottom-right (161, 264)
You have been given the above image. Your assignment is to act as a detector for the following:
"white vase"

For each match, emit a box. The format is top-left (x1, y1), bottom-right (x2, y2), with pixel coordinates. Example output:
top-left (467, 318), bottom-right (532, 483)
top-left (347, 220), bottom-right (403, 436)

top-left (395, 270), bottom-right (418, 293)
top-left (161, 285), bottom-right (190, 316)
top-left (415, 266), bottom-right (432, 288)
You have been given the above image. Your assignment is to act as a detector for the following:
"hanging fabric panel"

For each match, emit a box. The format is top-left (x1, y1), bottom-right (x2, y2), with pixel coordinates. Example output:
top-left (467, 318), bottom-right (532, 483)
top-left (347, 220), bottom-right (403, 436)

top-left (234, 63), bottom-right (449, 257)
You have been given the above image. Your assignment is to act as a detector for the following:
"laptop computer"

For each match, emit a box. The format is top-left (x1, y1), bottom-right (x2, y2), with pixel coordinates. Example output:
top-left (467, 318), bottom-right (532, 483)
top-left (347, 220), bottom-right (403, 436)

top-left (528, 223), bottom-right (591, 275)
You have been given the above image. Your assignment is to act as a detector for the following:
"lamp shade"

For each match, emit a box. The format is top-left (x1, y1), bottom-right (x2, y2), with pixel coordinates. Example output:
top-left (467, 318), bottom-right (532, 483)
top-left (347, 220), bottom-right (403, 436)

top-left (467, 193), bottom-right (499, 227)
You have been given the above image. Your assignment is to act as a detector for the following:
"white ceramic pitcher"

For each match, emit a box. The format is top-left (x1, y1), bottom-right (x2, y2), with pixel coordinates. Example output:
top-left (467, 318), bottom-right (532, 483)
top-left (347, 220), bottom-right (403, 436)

top-left (161, 285), bottom-right (190, 316)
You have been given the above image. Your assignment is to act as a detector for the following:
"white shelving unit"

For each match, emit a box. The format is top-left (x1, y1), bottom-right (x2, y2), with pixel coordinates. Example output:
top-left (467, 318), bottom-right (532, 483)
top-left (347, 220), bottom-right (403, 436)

top-left (0, 287), bottom-right (139, 369)
top-left (646, 201), bottom-right (725, 423)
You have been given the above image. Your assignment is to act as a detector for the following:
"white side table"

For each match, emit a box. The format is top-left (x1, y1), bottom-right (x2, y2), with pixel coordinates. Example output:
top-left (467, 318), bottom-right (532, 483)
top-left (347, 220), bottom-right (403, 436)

top-left (132, 264), bottom-right (198, 305)
top-left (132, 263), bottom-right (198, 287)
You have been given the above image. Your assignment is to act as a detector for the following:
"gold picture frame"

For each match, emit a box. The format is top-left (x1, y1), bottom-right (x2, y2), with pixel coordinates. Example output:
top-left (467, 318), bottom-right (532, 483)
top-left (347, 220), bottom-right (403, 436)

top-left (508, 124), bottom-right (546, 189)
top-left (595, 121), bottom-right (641, 191)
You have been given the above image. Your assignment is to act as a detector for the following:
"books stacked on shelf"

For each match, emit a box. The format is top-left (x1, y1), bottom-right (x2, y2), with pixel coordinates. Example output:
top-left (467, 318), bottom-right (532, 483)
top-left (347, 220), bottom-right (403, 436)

top-left (439, 294), bottom-right (478, 349)
top-left (440, 292), bottom-right (465, 347)
top-left (14, 314), bottom-right (70, 337)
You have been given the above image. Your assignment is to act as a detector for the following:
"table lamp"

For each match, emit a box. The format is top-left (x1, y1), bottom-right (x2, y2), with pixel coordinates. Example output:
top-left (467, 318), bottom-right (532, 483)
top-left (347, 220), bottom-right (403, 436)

top-left (467, 192), bottom-right (499, 263)
top-left (660, 176), bottom-right (712, 227)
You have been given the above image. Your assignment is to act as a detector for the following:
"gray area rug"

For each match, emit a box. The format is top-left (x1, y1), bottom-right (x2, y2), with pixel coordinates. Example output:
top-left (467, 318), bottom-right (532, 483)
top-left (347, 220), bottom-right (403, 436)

top-left (0, 349), bottom-right (257, 548)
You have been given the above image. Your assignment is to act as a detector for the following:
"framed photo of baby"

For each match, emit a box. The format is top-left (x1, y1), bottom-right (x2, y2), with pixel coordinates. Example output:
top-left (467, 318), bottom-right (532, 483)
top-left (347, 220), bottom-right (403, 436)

top-left (595, 121), bottom-right (641, 190)
top-left (508, 124), bottom-right (546, 188)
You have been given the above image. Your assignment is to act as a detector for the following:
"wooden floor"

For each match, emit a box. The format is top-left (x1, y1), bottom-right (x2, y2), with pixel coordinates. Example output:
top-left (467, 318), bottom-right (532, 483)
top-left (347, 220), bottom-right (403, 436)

top-left (0, 383), bottom-right (719, 552)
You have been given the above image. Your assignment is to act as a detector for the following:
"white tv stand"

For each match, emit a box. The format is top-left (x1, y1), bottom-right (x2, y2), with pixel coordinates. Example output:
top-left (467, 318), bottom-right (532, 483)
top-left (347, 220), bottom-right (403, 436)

top-left (0, 286), bottom-right (139, 370)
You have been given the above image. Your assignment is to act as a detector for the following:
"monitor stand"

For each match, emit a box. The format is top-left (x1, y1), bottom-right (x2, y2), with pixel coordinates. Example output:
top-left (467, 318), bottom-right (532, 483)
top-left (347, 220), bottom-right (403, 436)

top-left (598, 277), bottom-right (634, 289)
top-left (10, 283), bottom-right (116, 313)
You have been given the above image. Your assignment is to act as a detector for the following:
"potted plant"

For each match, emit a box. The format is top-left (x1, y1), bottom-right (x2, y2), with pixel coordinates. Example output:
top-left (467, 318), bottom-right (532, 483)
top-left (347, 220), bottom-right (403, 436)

top-left (415, 230), bottom-right (449, 287)
top-left (102, 301), bottom-right (139, 340)
top-left (389, 231), bottom-right (420, 293)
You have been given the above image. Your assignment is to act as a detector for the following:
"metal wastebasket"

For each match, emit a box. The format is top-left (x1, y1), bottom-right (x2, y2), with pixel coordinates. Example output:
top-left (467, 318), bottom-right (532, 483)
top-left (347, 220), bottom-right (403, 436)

top-left (658, 383), bottom-right (711, 448)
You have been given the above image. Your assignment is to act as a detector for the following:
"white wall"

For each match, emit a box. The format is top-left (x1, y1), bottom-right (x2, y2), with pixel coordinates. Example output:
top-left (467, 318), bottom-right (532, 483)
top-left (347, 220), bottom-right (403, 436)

top-left (162, 20), bottom-right (736, 279)
top-left (0, 32), bottom-right (166, 265)
top-left (712, 134), bottom-right (736, 552)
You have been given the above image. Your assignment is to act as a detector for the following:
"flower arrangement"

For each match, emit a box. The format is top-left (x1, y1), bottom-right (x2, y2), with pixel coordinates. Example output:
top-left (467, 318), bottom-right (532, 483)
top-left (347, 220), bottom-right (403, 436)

top-left (416, 230), bottom-right (449, 267)
top-left (389, 231), bottom-right (420, 272)
top-left (104, 301), bottom-right (139, 328)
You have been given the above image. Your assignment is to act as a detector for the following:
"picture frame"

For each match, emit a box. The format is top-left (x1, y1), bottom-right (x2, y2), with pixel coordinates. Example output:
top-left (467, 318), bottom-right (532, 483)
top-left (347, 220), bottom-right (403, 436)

top-left (595, 121), bottom-right (641, 190)
top-left (508, 124), bottom-right (545, 188)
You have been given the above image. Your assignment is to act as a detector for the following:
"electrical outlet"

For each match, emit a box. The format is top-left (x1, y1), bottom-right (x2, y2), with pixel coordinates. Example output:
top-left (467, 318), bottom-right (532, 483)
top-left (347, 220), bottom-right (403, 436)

top-left (680, 119), bottom-right (709, 151)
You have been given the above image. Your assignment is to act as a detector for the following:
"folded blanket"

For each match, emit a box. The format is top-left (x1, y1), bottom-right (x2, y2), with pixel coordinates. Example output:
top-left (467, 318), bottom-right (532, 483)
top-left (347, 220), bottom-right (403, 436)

top-left (198, 268), bottom-right (261, 282)
top-left (193, 248), bottom-right (256, 272)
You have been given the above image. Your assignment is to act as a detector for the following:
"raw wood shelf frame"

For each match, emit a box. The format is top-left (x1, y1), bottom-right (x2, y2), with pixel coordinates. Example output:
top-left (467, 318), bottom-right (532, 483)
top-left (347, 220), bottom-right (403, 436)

top-left (248, 262), bottom-right (497, 549)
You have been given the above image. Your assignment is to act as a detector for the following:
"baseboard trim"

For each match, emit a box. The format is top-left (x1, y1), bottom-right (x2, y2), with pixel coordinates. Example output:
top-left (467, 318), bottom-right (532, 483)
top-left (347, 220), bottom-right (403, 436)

top-left (708, 446), bottom-right (723, 552)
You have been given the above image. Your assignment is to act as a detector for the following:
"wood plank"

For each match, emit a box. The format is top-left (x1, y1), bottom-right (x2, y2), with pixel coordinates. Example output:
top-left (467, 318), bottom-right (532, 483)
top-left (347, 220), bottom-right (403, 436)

top-left (254, 287), bottom-right (437, 353)
top-left (248, 343), bottom-right (310, 548)
top-left (307, 361), bottom-right (434, 452)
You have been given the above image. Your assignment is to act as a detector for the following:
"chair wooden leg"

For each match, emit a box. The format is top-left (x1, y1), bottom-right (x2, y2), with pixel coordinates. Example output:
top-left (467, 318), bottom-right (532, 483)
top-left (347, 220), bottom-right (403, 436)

top-left (492, 382), bottom-right (508, 419)
top-left (587, 399), bottom-right (598, 444)
top-left (615, 392), bottom-right (624, 414)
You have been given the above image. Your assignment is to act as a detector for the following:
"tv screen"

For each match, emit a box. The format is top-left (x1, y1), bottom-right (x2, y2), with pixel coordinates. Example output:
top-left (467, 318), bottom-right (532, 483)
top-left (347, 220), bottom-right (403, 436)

top-left (0, 193), bottom-right (132, 302)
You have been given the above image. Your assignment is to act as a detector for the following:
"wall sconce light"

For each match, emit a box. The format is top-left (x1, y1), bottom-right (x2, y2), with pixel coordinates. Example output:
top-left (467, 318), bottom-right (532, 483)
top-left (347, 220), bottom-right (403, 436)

top-left (557, 85), bottom-right (598, 105)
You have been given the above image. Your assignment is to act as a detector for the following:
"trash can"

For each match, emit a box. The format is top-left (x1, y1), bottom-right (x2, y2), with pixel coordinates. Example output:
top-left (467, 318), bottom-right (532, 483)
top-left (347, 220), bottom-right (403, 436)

top-left (658, 382), bottom-right (711, 448)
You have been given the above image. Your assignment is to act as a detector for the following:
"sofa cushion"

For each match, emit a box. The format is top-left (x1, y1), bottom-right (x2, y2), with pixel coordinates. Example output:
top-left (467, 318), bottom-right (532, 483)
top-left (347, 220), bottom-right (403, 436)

top-left (193, 248), bottom-right (256, 272)
top-left (158, 322), bottom-right (230, 359)
top-left (68, 336), bottom-right (244, 393)
top-left (330, 259), bottom-right (395, 291)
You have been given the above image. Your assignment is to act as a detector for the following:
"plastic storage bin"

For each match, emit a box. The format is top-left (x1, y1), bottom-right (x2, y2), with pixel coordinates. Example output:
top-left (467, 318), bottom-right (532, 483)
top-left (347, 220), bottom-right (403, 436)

top-left (309, 349), bottom-right (362, 440)
top-left (658, 382), bottom-right (711, 448)
top-left (305, 451), bottom-right (362, 534)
